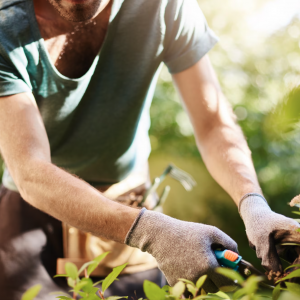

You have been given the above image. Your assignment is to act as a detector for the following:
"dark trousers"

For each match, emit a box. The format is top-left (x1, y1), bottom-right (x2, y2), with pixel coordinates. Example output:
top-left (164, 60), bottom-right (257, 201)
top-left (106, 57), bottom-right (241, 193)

top-left (0, 186), bottom-right (165, 299)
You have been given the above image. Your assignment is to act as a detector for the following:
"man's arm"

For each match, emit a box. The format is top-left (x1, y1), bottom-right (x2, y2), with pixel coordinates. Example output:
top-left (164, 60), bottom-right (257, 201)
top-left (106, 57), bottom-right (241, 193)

top-left (172, 54), bottom-right (261, 205)
top-left (0, 92), bottom-right (139, 243)
top-left (172, 55), bottom-right (300, 274)
top-left (0, 92), bottom-right (239, 291)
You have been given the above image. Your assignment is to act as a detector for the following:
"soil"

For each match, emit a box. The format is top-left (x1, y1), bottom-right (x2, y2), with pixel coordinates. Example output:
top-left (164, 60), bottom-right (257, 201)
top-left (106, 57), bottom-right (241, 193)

top-left (265, 256), bottom-right (300, 284)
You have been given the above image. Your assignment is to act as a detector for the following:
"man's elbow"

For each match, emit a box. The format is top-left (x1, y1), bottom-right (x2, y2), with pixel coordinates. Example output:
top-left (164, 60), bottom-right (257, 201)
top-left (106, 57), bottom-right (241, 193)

top-left (12, 159), bottom-right (50, 204)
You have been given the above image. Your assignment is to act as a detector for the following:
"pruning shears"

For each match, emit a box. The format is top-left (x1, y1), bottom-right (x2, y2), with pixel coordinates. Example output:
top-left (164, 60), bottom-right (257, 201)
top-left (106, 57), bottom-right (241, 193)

top-left (214, 249), bottom-right (275, 289)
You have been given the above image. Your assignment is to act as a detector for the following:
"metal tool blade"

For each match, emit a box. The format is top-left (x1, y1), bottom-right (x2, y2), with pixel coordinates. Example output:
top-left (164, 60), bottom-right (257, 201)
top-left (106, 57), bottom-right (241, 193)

top-left (239, 259), bottom-right (275, 289)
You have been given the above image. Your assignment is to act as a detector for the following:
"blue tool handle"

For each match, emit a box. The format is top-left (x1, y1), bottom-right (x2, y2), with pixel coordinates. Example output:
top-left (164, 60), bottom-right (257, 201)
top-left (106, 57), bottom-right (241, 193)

top-left (214, 250), bottom-right (242, 271)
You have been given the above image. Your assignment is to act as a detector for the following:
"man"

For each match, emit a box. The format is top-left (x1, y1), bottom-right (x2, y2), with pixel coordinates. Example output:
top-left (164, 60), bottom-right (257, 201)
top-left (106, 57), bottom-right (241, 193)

top-left (0, 0), bottom-right (299, 299)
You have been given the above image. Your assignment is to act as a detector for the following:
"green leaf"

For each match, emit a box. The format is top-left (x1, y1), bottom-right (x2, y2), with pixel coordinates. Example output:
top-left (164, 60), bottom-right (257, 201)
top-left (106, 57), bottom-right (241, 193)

top-left (243, 275), bottom-right (264, 294)
top-left (102, 263), bottom-right (127, 293)
top-left (196, 275), bottom-right (207, 289)
top-left (164, 296), bottom-right (176, 300)
top-left (143, 280), bottom-right (167, 300)
top-left (65, 262), bottom-right (78, 280)
top-left (53, 274), bottom-right (69, 278)
top-left (232, 276), bottom-right (264, 300)
top-left (187, 283), bottom-right (198, 297)
top-left (216, 267), bottom-right (244, 285)
top-left (233, 287), bottom-right (247, 300)
top-left (77, 291), bottom-right (87, 297)
top-left (105, 297), bottom-right (128, 299)
top-left (78, 261), bottom-right (94, 276)
top-left (210, 291), bottom-right (230, 299)
top-left (67, 277), bottom-right (75, 288)
top-left (284, 264), bottom-right (300, 272)
top-left (80, 278), bottom-right (98, 294)
top-left (87, 252), bottom-right (110, 276)
top-left (55, 297), bottom-right (73, 300)
top-left (162, 285), bottom-right (170, 293)
top-left (276, 269), bottom-right (300, 282)
top-left (292, 211), bottom-right (300, 215)
top-left (21, 284), bottom-right (42, 300)
top-left (170, 281), bottom-right (185, 297)
top-left (281, 243), bottom-right (300, 246)
top-left (219, 286), bottom-right (238, 293)
top-left (178, 278), bottom-right (195, 286)
top-left (93, 252), bottom-right (110, 264)
top-left (285, 282), bottom-right (300, 296)
top-left (193, 296), bottom-right (221, 299)
top-left (74, 280), bottom-right (88, 293)
top-left (272, 284), bottom-right (281, 300)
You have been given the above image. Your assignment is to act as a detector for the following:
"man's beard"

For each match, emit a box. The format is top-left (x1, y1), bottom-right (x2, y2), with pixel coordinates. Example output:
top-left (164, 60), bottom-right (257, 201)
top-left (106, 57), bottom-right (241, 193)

top-left (48, 0), bottom-right (103, 22)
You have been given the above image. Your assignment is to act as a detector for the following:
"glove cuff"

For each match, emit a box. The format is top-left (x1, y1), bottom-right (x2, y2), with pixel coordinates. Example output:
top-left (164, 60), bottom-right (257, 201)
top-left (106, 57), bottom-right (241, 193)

top-left (239, 193), bottom-right (270, 222)
top-left (238, 193), bottom-right (267, 212)
top-left (124, 207), bottom-right (147, 244)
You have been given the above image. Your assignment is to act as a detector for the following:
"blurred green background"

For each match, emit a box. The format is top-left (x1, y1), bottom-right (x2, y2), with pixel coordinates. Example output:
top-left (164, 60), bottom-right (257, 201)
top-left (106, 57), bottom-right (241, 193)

top-left (148, 0), bottom-right (300, 271)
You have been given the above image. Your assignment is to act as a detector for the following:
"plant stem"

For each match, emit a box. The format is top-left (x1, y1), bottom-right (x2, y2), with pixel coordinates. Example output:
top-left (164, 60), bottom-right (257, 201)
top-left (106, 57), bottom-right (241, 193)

top-left (99, 291), bottom-right (105, 300)
top-left (194, 290), bottom-right (198, 297)
top-left (84, 268), bottom-right (88, 278)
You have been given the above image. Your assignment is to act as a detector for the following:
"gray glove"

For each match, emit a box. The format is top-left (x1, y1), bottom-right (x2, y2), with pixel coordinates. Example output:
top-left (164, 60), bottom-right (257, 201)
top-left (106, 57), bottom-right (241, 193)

top-left (240, 194), bottom-right (300, 274)
top-left (125, 208), bottom-right (238, 293)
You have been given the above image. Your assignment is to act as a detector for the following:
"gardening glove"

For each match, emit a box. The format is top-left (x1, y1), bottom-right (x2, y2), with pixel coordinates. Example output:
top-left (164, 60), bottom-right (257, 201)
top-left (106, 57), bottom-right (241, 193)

top-left (125, 208), bottom-right (238, 293)
top-left (239, 193), bottom-right (300, 275)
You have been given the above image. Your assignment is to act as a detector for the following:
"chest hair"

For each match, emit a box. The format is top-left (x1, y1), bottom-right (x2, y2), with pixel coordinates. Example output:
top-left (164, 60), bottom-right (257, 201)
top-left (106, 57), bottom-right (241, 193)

top-left (36, 5), bottom-right (111, 79)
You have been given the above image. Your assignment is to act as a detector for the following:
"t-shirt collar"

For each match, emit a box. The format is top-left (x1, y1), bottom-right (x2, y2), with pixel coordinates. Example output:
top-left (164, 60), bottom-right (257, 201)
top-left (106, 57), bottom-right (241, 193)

top-left (110, 0), bottom-right (125, 22)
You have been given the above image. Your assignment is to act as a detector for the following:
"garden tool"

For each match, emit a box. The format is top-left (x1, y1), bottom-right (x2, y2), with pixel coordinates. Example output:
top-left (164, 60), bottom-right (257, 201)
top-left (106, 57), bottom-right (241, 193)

top-left (215, 249), bottom-right (275, 289)
top-left (140, 164), bottom-right (196, 209)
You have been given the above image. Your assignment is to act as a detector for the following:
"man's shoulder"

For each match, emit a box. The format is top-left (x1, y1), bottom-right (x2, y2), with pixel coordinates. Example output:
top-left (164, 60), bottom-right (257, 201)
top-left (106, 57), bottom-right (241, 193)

top-left (0, 0), bottom-right (26, 11)
top-left (0, 0), bottom-right (32, 62)
top-left (0, 0), bottom-right (28, 31)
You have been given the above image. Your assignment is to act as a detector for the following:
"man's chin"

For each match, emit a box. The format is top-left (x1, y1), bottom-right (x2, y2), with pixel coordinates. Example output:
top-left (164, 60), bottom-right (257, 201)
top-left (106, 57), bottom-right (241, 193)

top-left (48, 0), bottom-right (102, 22)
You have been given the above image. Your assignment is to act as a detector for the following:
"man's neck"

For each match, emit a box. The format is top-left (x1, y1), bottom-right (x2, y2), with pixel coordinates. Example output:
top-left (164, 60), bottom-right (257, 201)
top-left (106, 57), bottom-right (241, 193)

top-left (33, 0), bottom-right (112, 78)
top-left (33, 0), bottom-right (111, 27)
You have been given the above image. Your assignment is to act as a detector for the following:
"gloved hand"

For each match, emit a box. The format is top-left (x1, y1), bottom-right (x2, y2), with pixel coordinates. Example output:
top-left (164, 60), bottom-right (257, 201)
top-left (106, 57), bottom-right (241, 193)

top-left (125, 208), bottom-right (238, 293)
top-left (239, 194), bottom-right (300, 274)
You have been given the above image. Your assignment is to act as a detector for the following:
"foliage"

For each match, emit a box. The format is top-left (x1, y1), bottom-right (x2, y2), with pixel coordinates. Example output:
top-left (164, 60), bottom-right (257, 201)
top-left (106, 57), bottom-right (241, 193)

top-left (20, 267), bottom-right (300, 300)
top-left (22, 226), bottom-right (300, 300)
top-left (52, 252), bottom-right (127, 300)
top-left (21, 284), bottom-right (42, 300)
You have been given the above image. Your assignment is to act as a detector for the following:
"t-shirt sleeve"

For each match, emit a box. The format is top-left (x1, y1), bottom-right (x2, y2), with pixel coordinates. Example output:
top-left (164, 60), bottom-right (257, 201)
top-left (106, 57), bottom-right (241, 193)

top-left (0, 52), bottom-right (31, 97)
top-left (163, 0), bottom-right (218, 74)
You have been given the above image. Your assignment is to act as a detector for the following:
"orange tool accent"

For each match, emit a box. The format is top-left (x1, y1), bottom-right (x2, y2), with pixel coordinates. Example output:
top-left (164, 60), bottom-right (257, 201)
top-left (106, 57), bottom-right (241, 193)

top-left (224, 250), bottom-right (239, 262)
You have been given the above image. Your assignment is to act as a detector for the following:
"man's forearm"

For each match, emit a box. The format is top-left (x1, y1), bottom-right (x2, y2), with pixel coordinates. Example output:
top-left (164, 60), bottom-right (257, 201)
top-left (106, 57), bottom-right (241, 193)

top-left (16, 159), bottom-right (140, 243)
top-left (172, 56), bottom-right (262, 205)
top-left (196, 120), bottom-right (262, 205)
top-left (0, 93), bottom-right (139, 243)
